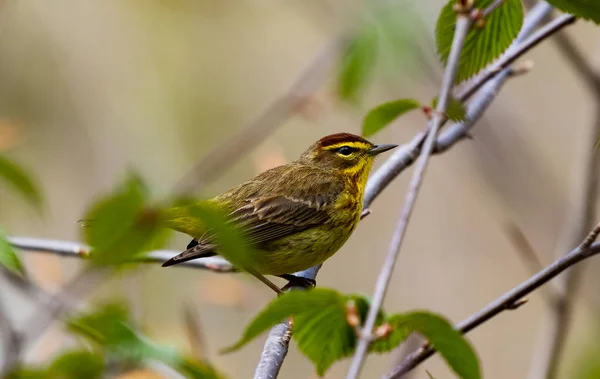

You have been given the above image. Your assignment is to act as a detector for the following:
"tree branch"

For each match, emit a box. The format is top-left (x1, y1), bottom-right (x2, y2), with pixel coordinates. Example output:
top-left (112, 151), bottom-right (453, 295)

top-left (8, 236), bottom-right (235, 273)
top-left (385, 224), bottom-right (600, 379)
top-left (345, 14), bottom-right (472, 379)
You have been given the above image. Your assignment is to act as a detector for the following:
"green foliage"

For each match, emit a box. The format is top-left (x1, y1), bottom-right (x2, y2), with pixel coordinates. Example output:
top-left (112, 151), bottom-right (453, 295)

top-left (546, 0), bottom-right (600, 24)
top-left (176, 199), bottom-right (250, 270)
top-left (0, 229), bottom-right (25, 276)
top-left (81, 173), bottom-right (170, 266)
top-left (394, 312), bottom-right (481, 379)
top-left (337, 25), bottom-right (379, 102)
top-left (362, 99), bottom-right (421, 137)
top-left (67, 303), bottom-right (224, 378)
top-left (432, 96), bottom-right (467, 122)
top-left (436, 0), bottom-right (523, 82)
top-left (0, 154), bottom-right (43, 210)
top-left (47, 350), bottom-right (104, 379)
top-left (224, 289), bottom-right (480, 378)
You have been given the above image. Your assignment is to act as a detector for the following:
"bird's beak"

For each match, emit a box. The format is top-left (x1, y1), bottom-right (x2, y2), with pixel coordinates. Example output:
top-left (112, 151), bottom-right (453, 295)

top-left (368, 144), bottom-right (398, 156)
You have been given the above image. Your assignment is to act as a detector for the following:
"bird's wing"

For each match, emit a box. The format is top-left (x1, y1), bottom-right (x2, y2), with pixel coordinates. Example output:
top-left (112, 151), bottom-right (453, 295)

top-left (162, 165), bottom-right (345, 267)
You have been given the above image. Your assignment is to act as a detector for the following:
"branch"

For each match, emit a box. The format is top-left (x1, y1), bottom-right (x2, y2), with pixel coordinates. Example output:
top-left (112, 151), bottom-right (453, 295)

top-left (252, 265), bottom-right (322, 379)
top-left (345, 13), bottom-right (472, 379)
top-left (0, 282), bottom-right (21, 377)
top-left (8, 236), bottom-right (235, 273)
top-left (527, 97), bottom-right (600, 379)
top-left (385, 224), bottom-right (600, 379)
top-left (364, 3), bottom-right (573, 208)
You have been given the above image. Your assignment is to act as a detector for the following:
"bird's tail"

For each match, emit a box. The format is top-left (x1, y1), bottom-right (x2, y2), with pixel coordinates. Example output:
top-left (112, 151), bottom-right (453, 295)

top-left (161, 239), bottom-right (217, 267)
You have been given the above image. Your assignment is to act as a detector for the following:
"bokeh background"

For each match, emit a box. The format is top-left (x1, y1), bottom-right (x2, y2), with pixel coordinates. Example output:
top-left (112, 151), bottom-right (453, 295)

top-left (1, 0), bottom-right (600, 378)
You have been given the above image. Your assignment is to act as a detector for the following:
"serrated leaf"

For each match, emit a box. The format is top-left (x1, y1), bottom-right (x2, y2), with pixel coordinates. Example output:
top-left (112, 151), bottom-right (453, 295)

top-left (48, 350), bottom-right (104, 379)
top-left (223, 289), bottom-right (389, 376)
top-left (436, 0), bottom-right (523, 82)
top-left (432, 96), bottom-right (467, 122)
top-left (337, 25), bottom-right (378, 102)
top-left (395, 312), bottom-right (481, 379)
top-left (546, 0), bottom-right (600, 24)
top-left (0, 230), bottom-right (25, 276)
top-left (0, 154), bottom-right (43, 210)
top-left (362, 99), bottom-right (421, 137)
top-left (81, 173), bottom-right (169, 266)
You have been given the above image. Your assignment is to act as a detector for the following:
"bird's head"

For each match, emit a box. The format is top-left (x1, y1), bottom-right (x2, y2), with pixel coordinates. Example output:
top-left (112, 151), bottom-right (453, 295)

top-left (299, 133), bottom-right (397, 177)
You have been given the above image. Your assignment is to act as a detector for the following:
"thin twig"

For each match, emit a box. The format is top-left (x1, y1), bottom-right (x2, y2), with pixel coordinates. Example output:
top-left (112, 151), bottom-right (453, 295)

top-left (8, 237), bottom-right (235, 273)
top-left (345, 14), bottom-right (473, 379)
top-left (385, 224), bottom-right (600, 379)
top-left (183, 304), bottom-right (208, 360)
top-left (364, 2), bottom-right (570, 208)
top-left (456, 12), bottom-right (576, 102)
top-left (252, 265), bottom-right (322, 379)
top-left (0, 286), bottom-right (21, 377)
top-left (527, 106), bottom-right (600, 379)
top-left (482, 0), bottom-right (506, 18)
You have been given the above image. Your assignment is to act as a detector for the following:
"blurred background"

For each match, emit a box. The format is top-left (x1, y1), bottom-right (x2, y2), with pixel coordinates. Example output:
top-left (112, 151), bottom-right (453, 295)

top-left (1, 0), bottom-right (600, 378)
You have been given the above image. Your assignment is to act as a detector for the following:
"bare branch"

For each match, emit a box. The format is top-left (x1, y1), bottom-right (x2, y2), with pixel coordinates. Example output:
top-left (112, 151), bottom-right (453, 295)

top-left (345, 14), bottom-right (473, 379)
top-left (8, 236), bottom-right (235, 273)
top-left (527, 105), bottom-right (600, 379)
top-left (0, 284), bottom-right (21, 377)
top-left (386, 227), bottom-right (600, 379)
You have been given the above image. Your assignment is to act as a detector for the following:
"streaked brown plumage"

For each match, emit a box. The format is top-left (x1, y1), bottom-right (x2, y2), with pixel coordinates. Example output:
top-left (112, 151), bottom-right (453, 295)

top-left (161, 133), bottom-right (397, 289)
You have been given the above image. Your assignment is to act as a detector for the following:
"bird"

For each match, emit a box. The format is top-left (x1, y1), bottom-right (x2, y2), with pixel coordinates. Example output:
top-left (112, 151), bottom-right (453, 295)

top-left (161, 133), bottom-right (397, 292)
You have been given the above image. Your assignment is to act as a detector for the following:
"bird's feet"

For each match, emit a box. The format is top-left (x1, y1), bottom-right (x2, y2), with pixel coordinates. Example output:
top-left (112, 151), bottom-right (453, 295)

top-left (278, 274), bottom-right (316, 291)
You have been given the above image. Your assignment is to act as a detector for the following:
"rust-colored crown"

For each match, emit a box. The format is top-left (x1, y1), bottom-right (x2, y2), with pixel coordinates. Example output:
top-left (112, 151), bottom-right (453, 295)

top-left (316, 133), bottom-right (372, 148)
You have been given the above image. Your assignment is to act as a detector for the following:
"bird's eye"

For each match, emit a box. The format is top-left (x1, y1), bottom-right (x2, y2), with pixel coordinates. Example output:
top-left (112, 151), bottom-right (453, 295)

top-left (337, 146), bottom-right (354, 156)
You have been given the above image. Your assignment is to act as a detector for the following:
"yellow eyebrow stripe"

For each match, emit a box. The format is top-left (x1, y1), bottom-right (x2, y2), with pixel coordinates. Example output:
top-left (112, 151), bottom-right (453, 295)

top-left (323, 141), bottom-right (370, 150)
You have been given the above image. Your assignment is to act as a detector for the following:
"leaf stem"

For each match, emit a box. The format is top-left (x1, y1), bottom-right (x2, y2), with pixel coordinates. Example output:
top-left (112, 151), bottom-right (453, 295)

top-left (344, 14), bottom-right (472, 379)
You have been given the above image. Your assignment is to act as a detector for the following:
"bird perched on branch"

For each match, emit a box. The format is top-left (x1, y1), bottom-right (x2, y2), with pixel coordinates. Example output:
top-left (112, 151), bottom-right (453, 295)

top-left (161, 133), bottom-right (397, 292)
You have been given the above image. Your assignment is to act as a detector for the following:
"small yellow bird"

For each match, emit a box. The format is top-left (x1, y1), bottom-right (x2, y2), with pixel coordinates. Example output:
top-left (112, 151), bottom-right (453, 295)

top-left (161, 133), bottom-right (396, 291)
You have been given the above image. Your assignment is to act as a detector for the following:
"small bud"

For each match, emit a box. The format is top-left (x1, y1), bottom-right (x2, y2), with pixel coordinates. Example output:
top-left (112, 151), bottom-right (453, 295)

top-left (374, 323), bottom-right (393, 339)
top-left (78, 247), bottom-right (90, 257)
top-left (422, 105), bottom-right (434, 120)
top-left (511, 60), bottom-right (535, 76)
top-left (507, 298), bottom-right (528, 310)
top-left (470, 8), bottom-right (483, 21)
top-left (474, 17), bottom-right (487, 29)
top-left (345, 300), bottom-right (361, 328)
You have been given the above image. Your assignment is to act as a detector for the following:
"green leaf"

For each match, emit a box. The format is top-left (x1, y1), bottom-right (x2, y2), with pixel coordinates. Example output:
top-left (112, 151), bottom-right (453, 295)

top-left (4, 368), bottom-right (49, 379)
top-left (48, 350), bottom-right (104, 379)
top-left (0, 154), bottom-right (43, 210)
top-left (337, 25), bottom-right (378, 102)
top-left (362, 99), bottom-right (421, 137)
top-left (68, 303), bottom-right (224, 379)
top-left (431, 96), bottom-right (467, 122)
top-left (81, 173), bottom-right (169, 266)
top-left (224, 289), bottom-right (389, 376)
top-left (0, 230), bottom-right (25, 276)
top-left (436, 0), bottom-right (523, 82)
top-left (394, 312), bottom-right (481, 379)
top-left (369, 313), bottom-right (412, 353)
top-left (545, 0), bottom-right (600, 24)
top-left (176, 200), bottom-right (250, 270)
